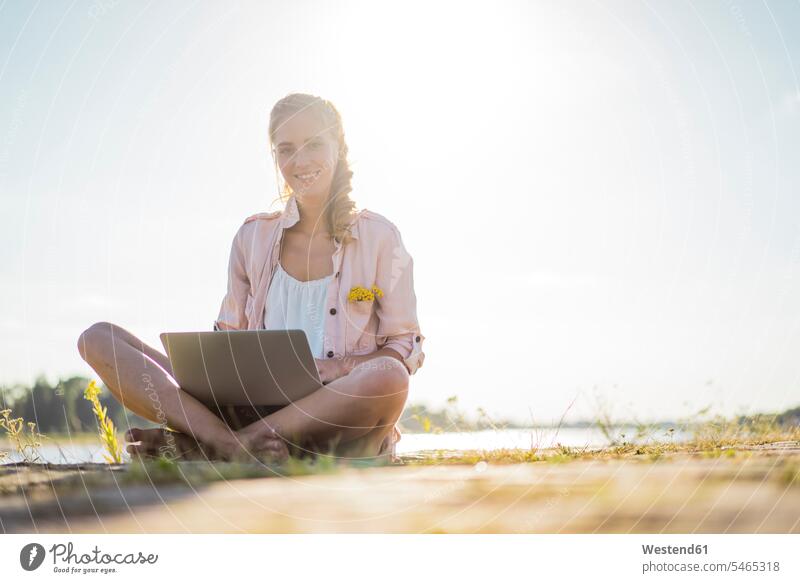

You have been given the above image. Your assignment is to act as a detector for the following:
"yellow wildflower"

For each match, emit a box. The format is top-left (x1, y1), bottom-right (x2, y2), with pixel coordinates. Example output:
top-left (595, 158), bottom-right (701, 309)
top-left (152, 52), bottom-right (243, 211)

top-left (0, 407), bottom-right (44, 463)
top-left (83, 380), bottom-right (123, 464)
top-left (348, 285), bottom-right (383, 302)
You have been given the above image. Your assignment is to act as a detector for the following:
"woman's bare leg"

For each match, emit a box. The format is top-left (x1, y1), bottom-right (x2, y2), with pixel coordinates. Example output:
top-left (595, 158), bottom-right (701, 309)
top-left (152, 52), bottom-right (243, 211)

top-left (127, 355), bottom-right (410, 460)
top-left (239, 356), bottom-right (409, 459)
top-left (78, 322), bottom-right (408, 461)
top-left (76, 321), bottom-right (273, 460)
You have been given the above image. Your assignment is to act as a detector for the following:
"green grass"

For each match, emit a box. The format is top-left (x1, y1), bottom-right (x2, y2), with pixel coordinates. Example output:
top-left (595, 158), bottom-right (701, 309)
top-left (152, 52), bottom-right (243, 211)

top-left (114, 447), bottom-right (397, 486)
top-left (401, 448), bottom-right (545, 465)
top-left (4, 400), bottom-right (797, 486)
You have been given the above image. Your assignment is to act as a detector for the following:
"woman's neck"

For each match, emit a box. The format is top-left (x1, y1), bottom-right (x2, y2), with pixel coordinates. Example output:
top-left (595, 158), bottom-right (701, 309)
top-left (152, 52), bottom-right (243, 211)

top-left (293, 193), bottom-right (331, 237)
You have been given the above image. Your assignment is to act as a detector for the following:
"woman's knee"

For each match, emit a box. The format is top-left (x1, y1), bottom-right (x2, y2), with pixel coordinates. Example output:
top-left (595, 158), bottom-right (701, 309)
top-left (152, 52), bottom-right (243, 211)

top-left (353, 356), bottom-right (409, 402)
top-left (77, 321), bottom-right (133, 360)
top-left (78, 321), bottom-right (111, 360)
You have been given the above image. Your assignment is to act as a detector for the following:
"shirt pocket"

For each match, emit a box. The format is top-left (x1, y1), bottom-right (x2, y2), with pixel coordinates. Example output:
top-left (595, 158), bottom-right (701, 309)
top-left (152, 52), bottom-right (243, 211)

top-left (348, 299), bottom-right (374, 318)
top-left (345, 299), bottom-right (375, 353)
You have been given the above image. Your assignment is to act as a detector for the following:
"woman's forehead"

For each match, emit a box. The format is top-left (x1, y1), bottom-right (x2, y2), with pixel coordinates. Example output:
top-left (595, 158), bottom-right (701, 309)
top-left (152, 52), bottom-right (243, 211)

top-left (273, 109), bottom-right (330, 145)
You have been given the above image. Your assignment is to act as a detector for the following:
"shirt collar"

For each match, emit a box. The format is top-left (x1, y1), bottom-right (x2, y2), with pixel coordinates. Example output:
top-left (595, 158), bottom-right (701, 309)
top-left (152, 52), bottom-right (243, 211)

top-left (279, 193), bottom-right (361, 242)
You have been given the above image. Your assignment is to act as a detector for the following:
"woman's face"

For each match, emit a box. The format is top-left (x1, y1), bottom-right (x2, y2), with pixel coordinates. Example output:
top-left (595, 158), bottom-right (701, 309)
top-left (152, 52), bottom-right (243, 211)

top-left (272, 108), bottom-right (339, 202)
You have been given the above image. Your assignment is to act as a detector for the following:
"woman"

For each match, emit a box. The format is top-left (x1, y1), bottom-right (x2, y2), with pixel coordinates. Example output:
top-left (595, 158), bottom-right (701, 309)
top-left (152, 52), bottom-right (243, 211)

top-left (77, 93), bottom-right (425, 463)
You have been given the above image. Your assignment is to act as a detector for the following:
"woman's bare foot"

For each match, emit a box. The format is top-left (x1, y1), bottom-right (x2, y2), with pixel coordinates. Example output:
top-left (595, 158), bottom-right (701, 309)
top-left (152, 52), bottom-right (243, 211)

top-left (233, 425), bottom-right (290, 463)
top-left (125, 427), bottom-right (219, 461)
top-left (125, 426), bottom-right (289, 464)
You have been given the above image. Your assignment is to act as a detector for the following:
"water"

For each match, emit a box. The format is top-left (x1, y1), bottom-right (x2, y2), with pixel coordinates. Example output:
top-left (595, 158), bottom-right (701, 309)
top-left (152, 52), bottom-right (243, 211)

top-left (2, 441), bottom-right (116, 465)
top-left (1, 426), bottom-right (690, 465)
top-left (396, 426), bottom-right (689, 454)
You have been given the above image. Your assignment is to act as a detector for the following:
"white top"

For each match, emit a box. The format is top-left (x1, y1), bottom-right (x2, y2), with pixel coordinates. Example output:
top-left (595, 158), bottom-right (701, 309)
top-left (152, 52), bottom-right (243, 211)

top-left (263, 262), bottom-right (333, 359)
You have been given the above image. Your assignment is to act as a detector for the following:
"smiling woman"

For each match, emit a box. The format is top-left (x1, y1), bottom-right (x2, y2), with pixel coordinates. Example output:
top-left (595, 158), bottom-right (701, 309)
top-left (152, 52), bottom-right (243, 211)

top-left (77, 93), bottom-right (425, 465)
top-left (268, 94), bottom-right (359, 246)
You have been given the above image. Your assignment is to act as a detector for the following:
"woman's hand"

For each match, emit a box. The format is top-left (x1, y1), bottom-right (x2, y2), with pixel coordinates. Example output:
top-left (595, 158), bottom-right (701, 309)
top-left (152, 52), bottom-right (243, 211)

top-left (314, 357), bottom-right (348, 385)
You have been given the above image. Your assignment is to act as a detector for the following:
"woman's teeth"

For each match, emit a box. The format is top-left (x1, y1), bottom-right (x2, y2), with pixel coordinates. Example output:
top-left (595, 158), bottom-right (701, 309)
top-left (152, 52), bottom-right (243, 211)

top-left (295, 170), bottom-right (321, 181)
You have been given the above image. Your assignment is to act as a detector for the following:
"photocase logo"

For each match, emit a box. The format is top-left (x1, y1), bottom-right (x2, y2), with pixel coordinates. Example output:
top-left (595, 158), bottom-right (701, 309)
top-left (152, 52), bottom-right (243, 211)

top-left (19, 543), bottom-right (46, 571)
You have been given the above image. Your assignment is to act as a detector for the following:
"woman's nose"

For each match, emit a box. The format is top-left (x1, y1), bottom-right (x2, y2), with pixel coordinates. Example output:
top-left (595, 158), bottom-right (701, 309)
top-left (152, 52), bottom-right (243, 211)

top-left (292, 145), bottom-right (312, 166)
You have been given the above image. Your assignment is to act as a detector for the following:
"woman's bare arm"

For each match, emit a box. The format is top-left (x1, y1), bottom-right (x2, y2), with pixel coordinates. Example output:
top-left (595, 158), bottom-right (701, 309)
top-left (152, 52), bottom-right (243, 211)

top-left (339, 347), bottom-right (405, 374)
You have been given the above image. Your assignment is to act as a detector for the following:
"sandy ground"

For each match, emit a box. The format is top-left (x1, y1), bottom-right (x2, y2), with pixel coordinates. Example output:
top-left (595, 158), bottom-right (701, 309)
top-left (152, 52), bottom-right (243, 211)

top-left (1, 445), bottom-right (798, 533)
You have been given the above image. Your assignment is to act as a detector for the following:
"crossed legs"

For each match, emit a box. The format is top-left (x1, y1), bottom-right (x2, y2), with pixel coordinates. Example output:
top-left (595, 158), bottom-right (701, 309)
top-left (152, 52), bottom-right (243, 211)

top-left (76, 322), bottom-right (409, 462)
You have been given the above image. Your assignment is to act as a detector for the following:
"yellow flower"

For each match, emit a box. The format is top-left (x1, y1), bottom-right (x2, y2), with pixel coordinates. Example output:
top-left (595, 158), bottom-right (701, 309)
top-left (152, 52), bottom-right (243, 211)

top-left (348, 285), bottom-right (383, 302)
top-left (0, 407), bottom-right (44, 463)
top-left (84, 380), bottom-right (123, 464)
top-left (84, 379), bottom-right (102, 401)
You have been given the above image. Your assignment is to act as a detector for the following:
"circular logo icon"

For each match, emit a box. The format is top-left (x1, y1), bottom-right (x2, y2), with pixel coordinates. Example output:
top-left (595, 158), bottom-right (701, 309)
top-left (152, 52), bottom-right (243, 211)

top-left (20, 543), bottom-right (46, 571)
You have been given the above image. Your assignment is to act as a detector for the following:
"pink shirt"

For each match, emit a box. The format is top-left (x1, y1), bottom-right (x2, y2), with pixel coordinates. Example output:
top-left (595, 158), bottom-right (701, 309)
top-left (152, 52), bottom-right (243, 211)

top-left (214, 194), bottom-right (426, 376)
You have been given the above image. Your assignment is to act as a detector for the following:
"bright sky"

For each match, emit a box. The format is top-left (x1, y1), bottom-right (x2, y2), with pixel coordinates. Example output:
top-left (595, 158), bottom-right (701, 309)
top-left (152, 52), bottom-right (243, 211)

top-left (1, 0), bottom-right (799, 424)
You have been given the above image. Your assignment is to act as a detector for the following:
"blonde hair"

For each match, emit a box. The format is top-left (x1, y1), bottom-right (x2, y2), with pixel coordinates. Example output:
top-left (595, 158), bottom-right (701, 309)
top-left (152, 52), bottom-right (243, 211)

top-left (269, 93), bottom-right (357, 244)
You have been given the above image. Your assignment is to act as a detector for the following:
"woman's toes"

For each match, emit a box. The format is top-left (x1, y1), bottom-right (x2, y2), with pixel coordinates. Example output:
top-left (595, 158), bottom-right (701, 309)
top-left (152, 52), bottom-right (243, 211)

top-left (126, 443), bottom-right (152, 458)
top-left (130, 427), bottom-right (180, 450)
top-left (125, 428), bottom-right (142, 442)
top-left (125, 428), bottom-right (186, 458)
top-left (126, 427), bottom-right (160, 445)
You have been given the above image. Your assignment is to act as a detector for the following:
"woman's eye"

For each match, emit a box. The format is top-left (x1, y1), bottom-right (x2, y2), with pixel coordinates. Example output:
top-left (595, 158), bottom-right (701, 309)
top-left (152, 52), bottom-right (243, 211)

top-left (309, 142), bottom-right (322, 150)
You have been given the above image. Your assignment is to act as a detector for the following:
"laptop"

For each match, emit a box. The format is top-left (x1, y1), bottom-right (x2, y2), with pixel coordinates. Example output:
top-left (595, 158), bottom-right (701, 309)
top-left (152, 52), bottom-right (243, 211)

top-left (159, 329), bottom-right (323, 407)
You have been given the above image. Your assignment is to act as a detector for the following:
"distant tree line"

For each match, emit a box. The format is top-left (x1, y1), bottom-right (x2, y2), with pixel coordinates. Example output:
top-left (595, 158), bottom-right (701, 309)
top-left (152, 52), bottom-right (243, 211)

top-left (737, 407), bottom-right (800, 429)
top-left (2, 375), bottom-right (797, 435)
top-left (1, 376), bottom-right (515, 435)
top-left (0, 375), bottom-right (155, 434)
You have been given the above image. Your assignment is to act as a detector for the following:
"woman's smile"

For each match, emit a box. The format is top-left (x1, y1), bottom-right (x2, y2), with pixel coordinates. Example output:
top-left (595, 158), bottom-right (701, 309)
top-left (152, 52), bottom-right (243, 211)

top-left (293, 169), bottom-right (322, 185)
